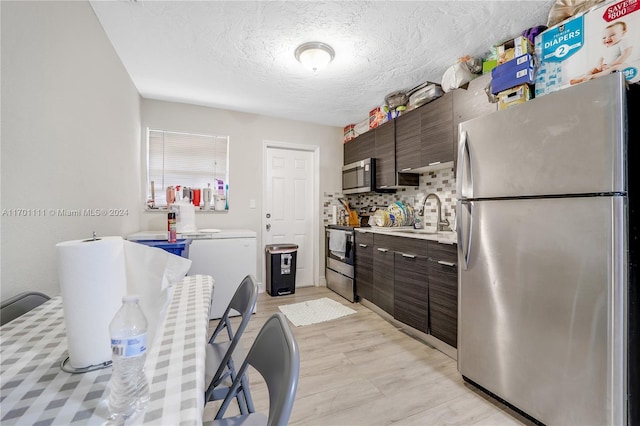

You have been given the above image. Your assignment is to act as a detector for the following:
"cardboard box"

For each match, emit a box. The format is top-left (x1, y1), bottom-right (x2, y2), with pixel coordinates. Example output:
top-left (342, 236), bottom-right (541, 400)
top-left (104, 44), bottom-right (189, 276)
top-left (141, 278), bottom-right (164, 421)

top-left (497, 36), bottom-right (533, 64)
top-left (535, 14), bottom-right (589, 96)
top-left (369, 107), bottom-right (386, 129)
top-left (491, 54), bottom-right (536, 93)
top-left (497, 84), bottom-right (533, 110)
top-left (343, 124), bottom-right (355, 143)
top-left (482, 59), bottom-right (498, 74)
top-left (585, 0), bottom-right (640, 84)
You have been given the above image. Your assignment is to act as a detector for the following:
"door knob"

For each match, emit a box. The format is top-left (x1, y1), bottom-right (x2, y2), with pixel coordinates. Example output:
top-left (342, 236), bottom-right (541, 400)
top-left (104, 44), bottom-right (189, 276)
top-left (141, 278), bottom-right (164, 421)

top-left (266, 223), bottom-right (271, 231)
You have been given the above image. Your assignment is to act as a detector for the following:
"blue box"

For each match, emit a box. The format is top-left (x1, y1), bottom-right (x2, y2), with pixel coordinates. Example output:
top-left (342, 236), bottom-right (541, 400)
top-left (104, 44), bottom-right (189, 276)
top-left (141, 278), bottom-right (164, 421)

top-left (491, 54), bottom-right (536, 94)
top-left (491, 53), bottom-right (534, 78)
top-left (134, 239), bottom-right (191, 258)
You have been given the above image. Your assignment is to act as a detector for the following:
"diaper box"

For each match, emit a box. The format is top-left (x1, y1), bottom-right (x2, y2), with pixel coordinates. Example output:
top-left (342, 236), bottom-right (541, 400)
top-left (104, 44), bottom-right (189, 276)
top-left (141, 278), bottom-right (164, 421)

top-left (535, 14), bottom-right (589, 97)
top-left (491, 54), bottom-right (536, 93)
top-left (585, 0), bottom-right (640, 84)
top-left (536, 0), bottom-right (639, 97)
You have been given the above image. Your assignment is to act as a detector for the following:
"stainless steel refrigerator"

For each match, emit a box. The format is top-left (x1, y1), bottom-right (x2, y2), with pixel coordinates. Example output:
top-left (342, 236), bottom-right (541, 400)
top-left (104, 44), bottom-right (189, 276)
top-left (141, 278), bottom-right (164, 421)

top-left (456, 73), bottom-right (635, 425)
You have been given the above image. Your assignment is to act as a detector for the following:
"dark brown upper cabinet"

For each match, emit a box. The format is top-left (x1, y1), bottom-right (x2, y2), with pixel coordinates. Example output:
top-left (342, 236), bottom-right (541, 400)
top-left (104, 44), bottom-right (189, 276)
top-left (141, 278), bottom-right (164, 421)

top-left (374, 120), bottom-right (396, 189)
top-left (420, 91), bottom-right (455, 168)
top-left (343, 130), bottom-right (375, 166)
top-left (395, 108), bottom-right (422, 172)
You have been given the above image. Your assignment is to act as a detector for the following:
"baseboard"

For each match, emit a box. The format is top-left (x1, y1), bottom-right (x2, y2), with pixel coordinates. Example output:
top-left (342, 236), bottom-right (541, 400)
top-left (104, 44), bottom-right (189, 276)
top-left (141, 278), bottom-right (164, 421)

top-left (359, 298), bottom-right (457, 361)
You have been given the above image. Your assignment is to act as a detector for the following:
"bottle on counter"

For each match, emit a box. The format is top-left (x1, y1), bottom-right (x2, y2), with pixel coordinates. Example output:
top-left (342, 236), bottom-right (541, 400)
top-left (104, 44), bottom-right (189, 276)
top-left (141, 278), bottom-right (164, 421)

top-left (108, 295), bottom-right (150, 422)
top-left (168, 212), bottom-right (177, 243)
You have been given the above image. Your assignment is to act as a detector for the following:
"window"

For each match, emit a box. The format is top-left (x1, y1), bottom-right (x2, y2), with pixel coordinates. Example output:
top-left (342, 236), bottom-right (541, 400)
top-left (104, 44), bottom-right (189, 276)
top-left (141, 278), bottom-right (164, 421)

top-left (147, 129), bottom-right (229, 209)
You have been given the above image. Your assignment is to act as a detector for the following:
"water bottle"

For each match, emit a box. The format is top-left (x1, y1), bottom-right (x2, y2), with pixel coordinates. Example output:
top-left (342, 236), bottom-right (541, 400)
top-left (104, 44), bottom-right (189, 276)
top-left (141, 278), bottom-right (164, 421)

top-left (108, 295), bottom-right (150, 422)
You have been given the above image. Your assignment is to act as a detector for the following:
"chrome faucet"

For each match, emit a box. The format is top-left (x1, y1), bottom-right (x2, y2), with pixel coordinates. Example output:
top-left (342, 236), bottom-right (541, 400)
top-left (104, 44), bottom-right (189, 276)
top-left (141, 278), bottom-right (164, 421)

top-left (422, 193), bottom-right (450, 231)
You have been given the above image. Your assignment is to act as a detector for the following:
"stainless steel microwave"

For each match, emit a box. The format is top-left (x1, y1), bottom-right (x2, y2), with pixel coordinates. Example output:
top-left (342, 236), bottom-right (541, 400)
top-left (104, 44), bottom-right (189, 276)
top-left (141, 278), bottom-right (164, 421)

top-left (342, 158), bottom-right (375, 194)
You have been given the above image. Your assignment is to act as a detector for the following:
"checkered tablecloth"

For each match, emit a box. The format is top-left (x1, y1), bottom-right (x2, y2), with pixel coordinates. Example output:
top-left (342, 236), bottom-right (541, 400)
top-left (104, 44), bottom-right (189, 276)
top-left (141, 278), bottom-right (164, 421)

top-left (0, 274), bottom-right (214, 425)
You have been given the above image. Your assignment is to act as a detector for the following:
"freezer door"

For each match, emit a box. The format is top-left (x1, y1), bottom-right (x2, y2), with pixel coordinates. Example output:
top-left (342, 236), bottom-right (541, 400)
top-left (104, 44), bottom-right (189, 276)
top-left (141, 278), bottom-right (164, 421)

top-left (457, 196), bottom-right (626, 425)
top-left (457, 73), bottom-right (626, 199)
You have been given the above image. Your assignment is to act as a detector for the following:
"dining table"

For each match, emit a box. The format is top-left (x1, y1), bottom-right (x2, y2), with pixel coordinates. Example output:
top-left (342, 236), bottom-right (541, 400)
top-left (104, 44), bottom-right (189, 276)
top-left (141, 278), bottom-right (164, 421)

top-left (0, 274), bottom-right (214, 425)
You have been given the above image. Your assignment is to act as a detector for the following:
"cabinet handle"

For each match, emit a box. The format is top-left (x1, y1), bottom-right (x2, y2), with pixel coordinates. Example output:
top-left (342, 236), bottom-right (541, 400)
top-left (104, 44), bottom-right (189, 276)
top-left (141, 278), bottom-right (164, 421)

top-left (359, 244), bottom-right (368, 248)
top-left (401, 253), bottom-right (416, 258)
top-left (437, 260), bottom-right (456, 267)
top-left (401, 167), bottom-right (412, 172)
top-left (377, 248), bottom-right (389, 252)
top-left (428, 161), bottom-right (441, 166)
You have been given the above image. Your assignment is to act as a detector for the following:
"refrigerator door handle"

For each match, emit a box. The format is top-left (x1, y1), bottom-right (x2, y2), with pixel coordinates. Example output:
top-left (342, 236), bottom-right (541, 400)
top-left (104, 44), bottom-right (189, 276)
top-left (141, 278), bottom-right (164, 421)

top-left (457, 200), bottom-right (473, 270)
top-left (457, 130), bottom-right (473, 199)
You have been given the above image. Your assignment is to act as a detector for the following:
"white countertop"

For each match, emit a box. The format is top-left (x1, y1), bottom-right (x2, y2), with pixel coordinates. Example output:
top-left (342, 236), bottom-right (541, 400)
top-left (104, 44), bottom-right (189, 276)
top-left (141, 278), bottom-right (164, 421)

top-left (127, 229), bottom-right (257, 241)
top-left (355, 226), bottom-right (457, 245)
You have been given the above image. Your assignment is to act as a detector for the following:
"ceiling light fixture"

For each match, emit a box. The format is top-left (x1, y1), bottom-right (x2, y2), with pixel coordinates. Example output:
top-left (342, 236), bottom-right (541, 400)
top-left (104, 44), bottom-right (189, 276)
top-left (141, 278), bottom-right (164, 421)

top-left (295, 42), bottom-right (335, 72)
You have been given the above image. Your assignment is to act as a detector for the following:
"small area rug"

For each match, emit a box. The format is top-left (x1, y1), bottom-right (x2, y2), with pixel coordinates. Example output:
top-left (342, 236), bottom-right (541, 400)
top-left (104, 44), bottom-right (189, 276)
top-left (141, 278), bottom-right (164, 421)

top-left (278, 297), bottom-right (357, 327)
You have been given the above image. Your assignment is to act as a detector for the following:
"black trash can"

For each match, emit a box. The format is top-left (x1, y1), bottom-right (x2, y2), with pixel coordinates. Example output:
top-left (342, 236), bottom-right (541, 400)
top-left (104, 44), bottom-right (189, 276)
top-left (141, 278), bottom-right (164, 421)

top-left (265, 244), bottom-right (298, 296)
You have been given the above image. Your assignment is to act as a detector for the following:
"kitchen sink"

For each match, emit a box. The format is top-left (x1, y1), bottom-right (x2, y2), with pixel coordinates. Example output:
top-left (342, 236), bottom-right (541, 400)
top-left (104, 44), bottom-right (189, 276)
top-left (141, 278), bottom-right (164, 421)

top-left (377, 227), bottom-right (439, 234)
top-left (397, 229), bottom-right (439, 234)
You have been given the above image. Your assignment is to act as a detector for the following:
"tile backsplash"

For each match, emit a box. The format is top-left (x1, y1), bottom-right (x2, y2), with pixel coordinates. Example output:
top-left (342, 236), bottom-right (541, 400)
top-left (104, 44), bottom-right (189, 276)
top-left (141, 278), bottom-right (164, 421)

top-left (323, 167), bottom-right (457, 229)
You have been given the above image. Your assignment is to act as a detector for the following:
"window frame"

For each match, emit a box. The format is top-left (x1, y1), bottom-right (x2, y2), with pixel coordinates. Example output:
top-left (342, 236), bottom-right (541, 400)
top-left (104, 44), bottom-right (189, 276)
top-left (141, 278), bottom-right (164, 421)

top-left (145, 128), bottom-right (230, 212)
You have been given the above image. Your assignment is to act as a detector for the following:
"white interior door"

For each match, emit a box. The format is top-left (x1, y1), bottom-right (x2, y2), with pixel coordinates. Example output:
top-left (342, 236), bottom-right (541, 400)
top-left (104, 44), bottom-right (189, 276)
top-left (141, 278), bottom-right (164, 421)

top-left (264, 146), bottom-right (315, 287)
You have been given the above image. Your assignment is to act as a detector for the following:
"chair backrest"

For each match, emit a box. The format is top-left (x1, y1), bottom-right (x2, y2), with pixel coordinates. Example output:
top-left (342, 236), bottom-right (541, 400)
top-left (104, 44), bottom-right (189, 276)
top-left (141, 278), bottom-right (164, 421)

top-left (0, 291), bottom-right (50, 326)
top-left (206, 275), bottom-right (258, 399)
top-left (216, 312), bottom-right (300, 426)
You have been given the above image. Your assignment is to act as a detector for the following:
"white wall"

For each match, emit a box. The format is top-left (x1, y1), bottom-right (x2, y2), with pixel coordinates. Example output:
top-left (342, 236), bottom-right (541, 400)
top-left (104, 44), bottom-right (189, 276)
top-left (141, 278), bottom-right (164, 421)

top-left (140, 99), bottom-right (343, 284)
top-left (1, 1), bottom-right (142, 300)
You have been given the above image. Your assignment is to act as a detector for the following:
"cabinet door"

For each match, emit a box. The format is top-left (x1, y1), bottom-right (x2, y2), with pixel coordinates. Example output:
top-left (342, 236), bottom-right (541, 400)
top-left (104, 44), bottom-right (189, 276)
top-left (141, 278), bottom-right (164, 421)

top-left (343, 131), bottom-right (375, 166)
top-left (421, 92), bottom-right (454, 167)
top-left (373, 235), bottom-right (395, 316)
top-left (358, 130), bottom-right (376, 161)
top-left (344, 139), bottom-right (358, 165)
top-left (375, 120), bottom-right (396, 189)
top-left (355, 231), bottom-right (374, 301)
top-left (427, 242), bottom-right (458, 348)
top-left (394, 252), bottom-right (429, 333)
top-left (428, 259), bottom-right (457, 347)
top-left (395, 109), bottom-right (421, 172)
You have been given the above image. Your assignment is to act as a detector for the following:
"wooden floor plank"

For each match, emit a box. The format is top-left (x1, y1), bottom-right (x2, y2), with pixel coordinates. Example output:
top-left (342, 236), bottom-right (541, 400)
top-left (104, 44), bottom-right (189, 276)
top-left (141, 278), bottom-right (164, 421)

top-left (203, 286), bottom-right (535, 425)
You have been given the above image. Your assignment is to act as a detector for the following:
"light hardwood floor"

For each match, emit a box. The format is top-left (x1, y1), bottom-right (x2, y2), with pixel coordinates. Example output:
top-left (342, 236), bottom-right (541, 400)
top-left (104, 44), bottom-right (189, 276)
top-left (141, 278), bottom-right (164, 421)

top-left (204, 286), bottom-right (536, 425)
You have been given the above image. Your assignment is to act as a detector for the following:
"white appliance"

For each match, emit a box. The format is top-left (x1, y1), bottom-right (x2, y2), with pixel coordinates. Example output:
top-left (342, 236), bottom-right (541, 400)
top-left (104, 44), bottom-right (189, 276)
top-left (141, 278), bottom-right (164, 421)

top-left (457, 73), bottom-right (638, 425)
top-left (127, 229), bottom-right (257, 319)
top-left (188, 232), bottom-right (257, 319)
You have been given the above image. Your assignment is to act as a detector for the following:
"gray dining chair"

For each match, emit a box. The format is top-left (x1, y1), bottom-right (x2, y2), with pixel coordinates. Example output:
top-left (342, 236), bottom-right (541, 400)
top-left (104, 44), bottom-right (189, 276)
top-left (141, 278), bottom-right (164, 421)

top-left (0, 291), bottom-right (50, 326)
top-left (205, 312), bottom-right (300, 426)
top-left (205, 275), bottom-right (258, 413)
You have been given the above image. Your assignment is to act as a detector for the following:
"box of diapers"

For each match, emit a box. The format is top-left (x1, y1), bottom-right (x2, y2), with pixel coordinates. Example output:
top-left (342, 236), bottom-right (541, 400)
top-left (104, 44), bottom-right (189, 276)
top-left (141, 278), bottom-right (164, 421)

top-left (585, 0), bottom-right (640, 84)
top-left (535, 14), bottom-right (589, 96)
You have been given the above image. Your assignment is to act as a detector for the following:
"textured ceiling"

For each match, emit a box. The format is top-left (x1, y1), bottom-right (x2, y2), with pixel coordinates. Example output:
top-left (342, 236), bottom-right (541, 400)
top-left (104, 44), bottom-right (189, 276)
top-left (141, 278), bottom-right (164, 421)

top-left (90, 0), bottom-right (555, 127)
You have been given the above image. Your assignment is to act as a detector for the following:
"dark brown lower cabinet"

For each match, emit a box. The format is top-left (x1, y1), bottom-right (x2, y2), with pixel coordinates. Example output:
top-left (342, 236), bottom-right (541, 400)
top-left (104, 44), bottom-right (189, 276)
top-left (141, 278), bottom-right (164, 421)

top-left (355, 231), bottom-right (374, 301)
top-left (373, 242), bottom-right (394, 316)
top-left (428, 258), bottom-right (458, 348)
top-left (355, 232), bottom-right (458, 349)
top-left (393, 253), bottom-right (429, 333)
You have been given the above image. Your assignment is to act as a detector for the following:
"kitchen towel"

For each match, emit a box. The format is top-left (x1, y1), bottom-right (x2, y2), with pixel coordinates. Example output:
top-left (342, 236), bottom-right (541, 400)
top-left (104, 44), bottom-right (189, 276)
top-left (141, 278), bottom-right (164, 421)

top-left (57, 236), bottom-right (127, 369)
top-left (56, 236), bottom-right (193, 369)
top-left (329, 229), bottom-right (347, 259)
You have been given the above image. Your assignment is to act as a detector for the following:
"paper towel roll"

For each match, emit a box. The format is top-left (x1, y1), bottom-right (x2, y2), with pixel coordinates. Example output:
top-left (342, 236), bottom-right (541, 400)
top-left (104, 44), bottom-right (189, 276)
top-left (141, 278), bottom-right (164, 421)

top-left (57, 236), bottom-right (127, 369)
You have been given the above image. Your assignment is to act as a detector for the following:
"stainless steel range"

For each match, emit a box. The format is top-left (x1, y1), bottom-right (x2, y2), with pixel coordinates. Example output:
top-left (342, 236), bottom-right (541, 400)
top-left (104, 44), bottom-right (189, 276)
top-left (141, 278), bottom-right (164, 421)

top-left (325, 225), bottom-right (355, 302)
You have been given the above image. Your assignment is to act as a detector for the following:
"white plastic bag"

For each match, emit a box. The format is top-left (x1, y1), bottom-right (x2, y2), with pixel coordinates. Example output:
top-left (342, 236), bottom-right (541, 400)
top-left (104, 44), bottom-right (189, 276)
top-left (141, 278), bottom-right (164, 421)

top-left (441, 62), bottom-right (475, 93)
